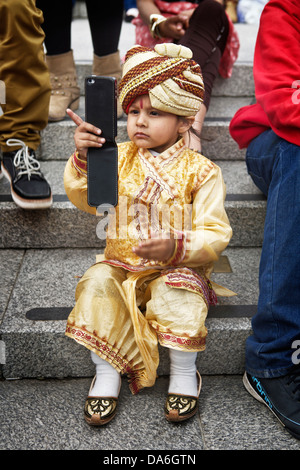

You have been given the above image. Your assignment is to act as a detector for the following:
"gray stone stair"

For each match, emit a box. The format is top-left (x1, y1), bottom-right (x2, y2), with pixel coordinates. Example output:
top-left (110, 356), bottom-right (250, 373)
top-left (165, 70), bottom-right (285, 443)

top-left (0, 245), bottom-right (260, 379)
top-left (0, 157), bottom-right (265, 249)
top-left (40, 94), bottom-right (251, 161)
top-left (0, 20), bottom-right (262, 380)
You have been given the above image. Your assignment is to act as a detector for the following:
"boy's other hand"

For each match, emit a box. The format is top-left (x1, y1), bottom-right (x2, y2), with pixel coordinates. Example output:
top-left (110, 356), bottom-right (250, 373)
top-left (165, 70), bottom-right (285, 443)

top-left (133, 233), bottom-right (175, 263)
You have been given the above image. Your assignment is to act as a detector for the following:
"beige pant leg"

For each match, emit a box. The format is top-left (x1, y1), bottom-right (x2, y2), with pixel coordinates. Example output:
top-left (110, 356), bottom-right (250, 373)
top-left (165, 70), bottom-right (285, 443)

top-left (0, 0), bottom-right (50, 151)
top-left (145, 276), bottom-right (208, 352)
top-left (66, 263), bottom-right (145, 378)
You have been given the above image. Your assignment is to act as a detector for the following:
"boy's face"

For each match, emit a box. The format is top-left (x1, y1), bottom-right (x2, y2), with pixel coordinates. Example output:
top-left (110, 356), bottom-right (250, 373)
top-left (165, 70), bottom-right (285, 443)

top-left (127, 95), bottom-right (193, 153)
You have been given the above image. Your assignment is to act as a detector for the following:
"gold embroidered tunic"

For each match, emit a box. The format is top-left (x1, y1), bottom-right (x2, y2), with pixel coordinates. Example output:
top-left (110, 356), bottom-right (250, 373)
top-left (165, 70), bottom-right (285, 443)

top-left (64, 139), bottom-right (233, 393)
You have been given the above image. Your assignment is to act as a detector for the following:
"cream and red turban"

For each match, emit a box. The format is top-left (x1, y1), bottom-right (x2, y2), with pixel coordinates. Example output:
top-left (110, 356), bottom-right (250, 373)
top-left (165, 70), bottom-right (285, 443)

top-left (119, 43), bottom-right (204, 117)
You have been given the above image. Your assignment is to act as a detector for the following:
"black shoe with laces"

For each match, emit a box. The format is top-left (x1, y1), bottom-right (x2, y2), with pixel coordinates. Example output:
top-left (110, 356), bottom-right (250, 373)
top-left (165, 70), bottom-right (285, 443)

top-left (243, 368), bottom-right (300, 439)
top-left (1, 139), bottom-right (52, 209)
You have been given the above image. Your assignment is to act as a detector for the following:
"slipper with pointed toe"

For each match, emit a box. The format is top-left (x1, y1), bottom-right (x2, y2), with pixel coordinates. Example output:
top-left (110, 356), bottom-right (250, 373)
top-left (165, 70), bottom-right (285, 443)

top-left (84, 376), bottom-right (121, 426)
top-left (164, 371), bottom-right (202, 422)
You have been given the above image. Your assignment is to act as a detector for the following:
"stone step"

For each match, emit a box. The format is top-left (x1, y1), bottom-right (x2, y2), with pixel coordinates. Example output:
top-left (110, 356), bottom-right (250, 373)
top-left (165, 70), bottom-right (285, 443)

top-left (71, 11), bottom-right (258, 71)
top-left (0, 246), bottom-right (260, 379)
top-left (2, 375), bottom-right (299, 451)
top-left (40, 95), bottom-right (251, 161)
top-left (0, 159), bottom-right (266, 249)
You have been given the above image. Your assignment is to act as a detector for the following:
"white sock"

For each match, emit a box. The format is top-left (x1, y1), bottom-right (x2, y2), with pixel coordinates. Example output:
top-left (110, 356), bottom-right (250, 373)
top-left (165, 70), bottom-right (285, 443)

top-left (168, 349), bottom-right (198, 397)
top-left (89, 352), bottom-right (120, 397)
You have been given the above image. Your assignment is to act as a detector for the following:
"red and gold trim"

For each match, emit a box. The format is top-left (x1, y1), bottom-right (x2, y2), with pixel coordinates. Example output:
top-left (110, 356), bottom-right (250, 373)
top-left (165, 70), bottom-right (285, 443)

top-left (162, 266), bottom-right (218, 307)
top-left (152, 326), bottom-right (206, 352)
top-left (167, 235), bottom-right (186, 266)
top-left (119, 46), bottom-right (203, 114)
top-left (71, 150), bottom-right (87, 176)
top-left (65, 322), bottom-right (130, 373)
top-left (65, 322), bottom-right (143, 394)
top-left (65, 322), bottom-right (149, 395)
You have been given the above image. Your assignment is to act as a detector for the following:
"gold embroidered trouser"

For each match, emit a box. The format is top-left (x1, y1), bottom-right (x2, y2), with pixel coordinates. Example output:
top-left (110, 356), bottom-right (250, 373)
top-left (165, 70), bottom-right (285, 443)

top-left (0, 0), bottom-right (50, 151)
top-left (65, 262), bottom-right (208, 394)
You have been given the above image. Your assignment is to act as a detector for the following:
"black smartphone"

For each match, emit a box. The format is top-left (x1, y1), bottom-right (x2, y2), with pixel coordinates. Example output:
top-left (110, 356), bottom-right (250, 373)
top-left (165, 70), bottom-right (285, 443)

top-left (85, 75), bottom-right (118, 207)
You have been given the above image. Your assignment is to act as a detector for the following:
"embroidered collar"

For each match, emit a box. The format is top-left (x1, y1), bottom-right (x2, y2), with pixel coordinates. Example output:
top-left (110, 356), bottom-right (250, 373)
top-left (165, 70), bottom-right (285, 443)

top-left (139, 138), bottom-right (186, 166)
top-left (136, 139), bottom-right (186, 201)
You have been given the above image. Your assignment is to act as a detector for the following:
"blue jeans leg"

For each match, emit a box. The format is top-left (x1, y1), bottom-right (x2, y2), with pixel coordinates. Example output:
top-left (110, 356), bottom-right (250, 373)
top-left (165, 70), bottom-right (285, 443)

top-left (245, 130), bottom-right (300, 378)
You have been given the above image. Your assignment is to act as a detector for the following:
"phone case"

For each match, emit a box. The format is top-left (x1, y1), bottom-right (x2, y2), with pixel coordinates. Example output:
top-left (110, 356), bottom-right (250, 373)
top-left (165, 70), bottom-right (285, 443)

top-left (85, 76), bottom-right (118, 207)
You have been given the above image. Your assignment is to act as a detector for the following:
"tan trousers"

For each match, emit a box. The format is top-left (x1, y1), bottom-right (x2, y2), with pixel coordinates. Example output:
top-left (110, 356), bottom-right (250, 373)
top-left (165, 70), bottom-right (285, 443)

top-left (0, 0), bottom-right (50, 152)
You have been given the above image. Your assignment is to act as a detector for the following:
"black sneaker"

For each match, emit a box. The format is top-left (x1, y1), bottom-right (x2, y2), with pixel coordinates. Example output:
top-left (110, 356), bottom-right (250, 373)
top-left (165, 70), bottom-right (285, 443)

top-left (243, 369), bottom-right (300, 439)
top-left (2, 139), bottom-right (52, 209)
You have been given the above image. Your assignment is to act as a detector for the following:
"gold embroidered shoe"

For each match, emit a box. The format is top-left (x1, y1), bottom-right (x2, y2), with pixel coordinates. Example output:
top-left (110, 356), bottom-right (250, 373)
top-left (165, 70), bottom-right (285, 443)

top-left (164, 371), bottom-right (202, 422)
top-left (84, 376), bottom-right (120, 426)
top-left (84, 396), bottom-right (118, 426)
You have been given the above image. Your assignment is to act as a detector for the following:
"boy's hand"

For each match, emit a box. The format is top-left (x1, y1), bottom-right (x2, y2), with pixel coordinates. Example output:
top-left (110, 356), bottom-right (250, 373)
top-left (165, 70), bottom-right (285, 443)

top-left (133, 234), bottom-right (175, 263)
top-left (67, 108), bottom-right (105, 160)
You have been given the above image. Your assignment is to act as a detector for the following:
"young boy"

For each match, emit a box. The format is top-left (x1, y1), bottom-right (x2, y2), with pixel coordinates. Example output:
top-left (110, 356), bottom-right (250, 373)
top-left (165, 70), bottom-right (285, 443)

top-left (64, 44), bottom-right (233, 425)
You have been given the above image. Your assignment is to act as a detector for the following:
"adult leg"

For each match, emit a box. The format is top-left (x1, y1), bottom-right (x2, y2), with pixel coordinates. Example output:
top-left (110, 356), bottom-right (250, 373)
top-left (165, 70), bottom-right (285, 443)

top-left (85, 0), bottom-right (123, 58)
top-left (245, 130), bottom-right (300, 377)
top-left (179, 0), bottom-right (229, 150)
top-left (243, 129), bottom-right (300, 440)
top-left (86, 0), bottom-right (124, 117)
top-left (37, 0), bottom-right (80, 121)
top-left (36, 0), bottom-right (73, 55)
top-left (179, 0), bottom-right (229, 110)
top-left (0, 0), bottom-right (52, 209)
top-left (0, 0), bottom-right (50, 151)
